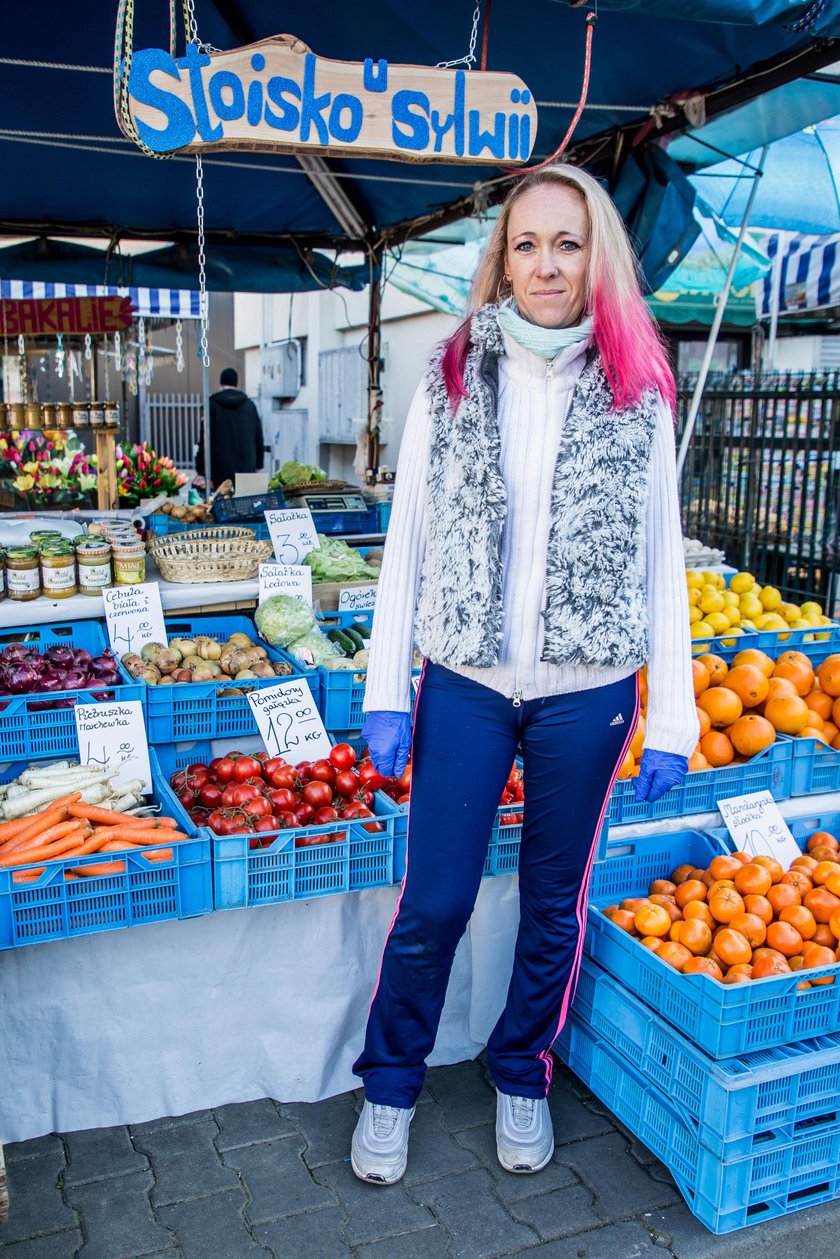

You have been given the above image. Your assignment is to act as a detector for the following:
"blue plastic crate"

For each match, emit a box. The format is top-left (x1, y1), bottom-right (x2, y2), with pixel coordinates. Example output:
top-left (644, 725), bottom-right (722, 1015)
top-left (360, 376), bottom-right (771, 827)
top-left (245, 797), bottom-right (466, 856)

top-left (213, 489), bottom-right (286, 522)
top-left (314, 507), bottom-right (380, 535)
top-left (742, 625), bottom-right (840, 663)
top-left (146, 514), bottom-right (271, 541)
top-left (151, 741), bottom-right (398, 908)
top-left (586, 830), bottom-right (840, 1058)
top-left (607, 736), bottom-right (791, 825)
top-left (690, 630), bottom-right (761, 661)
top-left (121, 615), bottom-right (308, 743)
top-left (571, 955), bottom-right (840, 1160)
top-left (557, 1012), bottom-right (840, 1234)
top-left (0, 756), bottom-right (211, 949)
top-left (0, 621), bottom-right (145, 762)
top-left (376, 502), bottom-right (392, 531)
top-left (785, 734), bottom-right (840, 796)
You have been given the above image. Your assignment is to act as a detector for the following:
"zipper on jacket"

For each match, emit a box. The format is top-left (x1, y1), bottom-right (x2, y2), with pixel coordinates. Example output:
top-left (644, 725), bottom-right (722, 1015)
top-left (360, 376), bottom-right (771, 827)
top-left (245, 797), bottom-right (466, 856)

top-left (512, 689), bottom-right (522, 708)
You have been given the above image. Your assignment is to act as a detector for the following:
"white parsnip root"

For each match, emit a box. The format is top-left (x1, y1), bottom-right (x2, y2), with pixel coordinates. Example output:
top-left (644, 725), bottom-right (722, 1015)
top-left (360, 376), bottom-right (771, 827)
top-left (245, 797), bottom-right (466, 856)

top-left (0, 761), bottom-right (147, 820)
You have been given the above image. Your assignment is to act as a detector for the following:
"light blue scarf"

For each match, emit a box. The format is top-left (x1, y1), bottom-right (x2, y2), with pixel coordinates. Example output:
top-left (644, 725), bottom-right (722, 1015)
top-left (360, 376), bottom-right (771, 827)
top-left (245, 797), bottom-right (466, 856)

top-left (496, 299), bottom-right (593, 360)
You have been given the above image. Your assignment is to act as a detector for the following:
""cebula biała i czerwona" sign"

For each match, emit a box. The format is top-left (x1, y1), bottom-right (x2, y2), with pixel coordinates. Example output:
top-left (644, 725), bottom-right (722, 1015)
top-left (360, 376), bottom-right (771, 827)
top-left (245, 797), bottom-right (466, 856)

top-left (125, 35), bottom-right (538, 163)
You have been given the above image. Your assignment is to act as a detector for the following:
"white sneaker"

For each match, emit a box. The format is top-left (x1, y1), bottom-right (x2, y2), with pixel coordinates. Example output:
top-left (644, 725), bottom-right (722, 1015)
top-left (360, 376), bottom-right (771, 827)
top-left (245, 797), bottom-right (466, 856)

top-left (495, 1091), bottom-right (554, 1173)
top-left (351, 1101), bottom-right (416, 1184)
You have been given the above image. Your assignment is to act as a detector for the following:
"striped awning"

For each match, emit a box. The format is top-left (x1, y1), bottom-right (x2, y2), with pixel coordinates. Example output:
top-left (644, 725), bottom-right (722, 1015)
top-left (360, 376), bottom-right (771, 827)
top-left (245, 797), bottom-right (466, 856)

top-left (756, 233), bottom-right (840, 317)
top-left (0, 280), bottom-right (200, 319)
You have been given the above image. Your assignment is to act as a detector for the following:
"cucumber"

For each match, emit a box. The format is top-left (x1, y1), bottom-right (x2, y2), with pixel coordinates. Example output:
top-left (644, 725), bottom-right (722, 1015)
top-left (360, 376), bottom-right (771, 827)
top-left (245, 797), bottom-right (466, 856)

top-left (344, 627), bottom-right (367, 653)
top-left (352, 621), bottom-right (372, 640)
top-left (333, 630), bottom-right (358, 657)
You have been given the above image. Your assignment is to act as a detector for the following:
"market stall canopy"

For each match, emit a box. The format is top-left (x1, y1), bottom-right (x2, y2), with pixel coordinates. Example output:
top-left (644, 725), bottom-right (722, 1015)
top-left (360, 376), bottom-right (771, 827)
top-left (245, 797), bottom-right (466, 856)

top-left (1, 0), bottom-right (840, 290)
top-left (755, 230), bottom-right (840, 317)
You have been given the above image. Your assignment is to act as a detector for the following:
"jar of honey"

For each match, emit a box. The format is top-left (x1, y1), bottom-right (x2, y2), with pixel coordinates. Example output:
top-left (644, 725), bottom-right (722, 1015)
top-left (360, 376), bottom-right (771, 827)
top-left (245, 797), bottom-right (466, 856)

top-left (24, 402), bottom-right (42, 430)
top-left (7, 402), bottom-right (25, 431)
top-left (56, 402), bottom-right (73, 429)
top-left (75, 541), bottom-right (112, 595)
top-left (88, 401), bottom-right (105, 428)
top-left (6, 547), bottom-right (42, 601)
top-left (40, 545), bottom-right (78, 598)
top-left (111, 543), bottom-right (146, 585)
top-left (104, 401), bottom-right (120, 427)
top-left (71, 402), bottom-right (90, 429)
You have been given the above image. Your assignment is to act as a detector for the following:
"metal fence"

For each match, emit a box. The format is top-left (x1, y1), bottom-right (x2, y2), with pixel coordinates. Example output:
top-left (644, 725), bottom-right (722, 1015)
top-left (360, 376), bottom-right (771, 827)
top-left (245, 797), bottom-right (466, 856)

top-left (677, 371), bottom-right (840, 615)
top-left (144, 392), bottom-right (202, 468)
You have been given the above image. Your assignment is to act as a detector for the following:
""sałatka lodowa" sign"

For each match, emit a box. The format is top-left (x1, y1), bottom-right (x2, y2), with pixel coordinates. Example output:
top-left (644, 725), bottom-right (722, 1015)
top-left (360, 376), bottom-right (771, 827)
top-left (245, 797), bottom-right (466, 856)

top-left (125, 35), bottom-right (538, 164)
top-left (0, 296), bottom-right (134, 336)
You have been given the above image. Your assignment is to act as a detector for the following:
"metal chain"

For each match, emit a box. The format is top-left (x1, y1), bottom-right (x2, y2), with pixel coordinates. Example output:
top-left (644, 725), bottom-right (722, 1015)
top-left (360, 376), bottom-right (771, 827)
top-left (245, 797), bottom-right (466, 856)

top-left (114, 330), bottom-right (122, 375)
top-left (104, 333), bottom-right (111, 398)
top-left (17, 335), bottom-right (27, 404)
top-left (196, 155), bottom-right (210, 368)
top-left (437, 0), bottom-right (482, 69)
top-left (175, 318), bottom-right (185, 372)
top-left (84, 332), bottom-right (92, 361)
top-left (184, 0), bottom-right (220, 53)
top-left (55, 334), bottom-right (65, 378)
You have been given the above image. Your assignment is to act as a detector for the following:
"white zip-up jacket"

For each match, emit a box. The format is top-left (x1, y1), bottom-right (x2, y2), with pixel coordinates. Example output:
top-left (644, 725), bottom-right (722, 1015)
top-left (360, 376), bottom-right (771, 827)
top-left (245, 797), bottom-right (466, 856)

top-left (363, 331), bottom-right (699, 759)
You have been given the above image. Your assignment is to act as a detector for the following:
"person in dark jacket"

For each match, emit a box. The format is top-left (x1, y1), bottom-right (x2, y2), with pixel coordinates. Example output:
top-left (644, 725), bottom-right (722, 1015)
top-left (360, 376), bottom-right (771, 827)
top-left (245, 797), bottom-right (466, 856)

top-left (196, 367), bottom-right (265, 488)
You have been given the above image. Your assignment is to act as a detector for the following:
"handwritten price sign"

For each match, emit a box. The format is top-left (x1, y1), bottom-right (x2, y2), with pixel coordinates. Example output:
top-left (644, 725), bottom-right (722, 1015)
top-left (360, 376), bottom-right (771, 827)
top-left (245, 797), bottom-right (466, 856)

top-left (74, 699), bottom-right (152, 794)
top-left (258, 563), bottom-right (312, 606)
top-left (717, 791), bottom-right (801, 865)
top-left (264, 508), bottom-right (319, 565)
top-left (246, 677), bottom-right (330, 762)
top-left (102, 582), bottom-right (167, 657)
top-left (337, 584), bottom-right (377, 612)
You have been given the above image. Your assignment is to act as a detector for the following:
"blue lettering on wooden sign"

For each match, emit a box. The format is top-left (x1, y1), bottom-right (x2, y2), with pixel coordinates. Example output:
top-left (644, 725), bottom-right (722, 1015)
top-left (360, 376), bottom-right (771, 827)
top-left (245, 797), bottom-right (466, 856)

top-left (391, 89), bottom-right (430, 150)
top-left (127, 47), bottom-right (196, 152)
top-left (363, 58), bottom-right (388, 92)
top-left (208, 70), bottom-right (245, 121)
top-left (299, 53), bottom-right (331, 144)
top-left (468, 109), bottom-right (505, 159)
top-left (180, 44), bottom-right (222, 142)
top-left (264, 76), bottom-right (302, 131)
top-left (329, 93), bottom-right (363, 143)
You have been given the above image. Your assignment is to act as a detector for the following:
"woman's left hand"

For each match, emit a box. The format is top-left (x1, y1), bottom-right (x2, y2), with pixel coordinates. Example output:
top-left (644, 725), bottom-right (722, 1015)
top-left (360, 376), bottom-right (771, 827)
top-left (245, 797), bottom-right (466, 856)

top-left (634, 749), bottom-right (689, 803)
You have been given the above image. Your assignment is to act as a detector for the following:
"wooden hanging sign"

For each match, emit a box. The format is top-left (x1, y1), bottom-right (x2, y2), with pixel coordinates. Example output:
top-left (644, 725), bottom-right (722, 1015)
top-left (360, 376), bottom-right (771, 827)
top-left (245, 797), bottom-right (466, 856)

top-left (125, 35), bottom-right (537, 164)
top-left (0, 296), bottom-right (134, 337)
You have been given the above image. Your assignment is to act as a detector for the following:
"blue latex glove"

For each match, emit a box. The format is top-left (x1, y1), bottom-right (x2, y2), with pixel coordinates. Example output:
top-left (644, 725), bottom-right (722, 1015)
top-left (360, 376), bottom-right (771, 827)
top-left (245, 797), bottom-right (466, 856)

top-left (634, 749), bottom-right (689, 803)
top-left (362, 711), bottom-right (412, 778)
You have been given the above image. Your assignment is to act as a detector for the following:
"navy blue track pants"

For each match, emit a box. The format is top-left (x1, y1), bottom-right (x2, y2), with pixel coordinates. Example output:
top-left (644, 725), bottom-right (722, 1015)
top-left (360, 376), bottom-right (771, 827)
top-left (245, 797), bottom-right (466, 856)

top-left (354, 662), bottom-right (639, 1106)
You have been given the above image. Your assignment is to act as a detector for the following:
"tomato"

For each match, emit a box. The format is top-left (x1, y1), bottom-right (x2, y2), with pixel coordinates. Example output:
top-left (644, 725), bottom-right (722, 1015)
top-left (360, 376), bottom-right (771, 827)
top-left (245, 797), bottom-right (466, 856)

top-left (340, 803), bottom-right (362, 819)
top-left (358, 762), bottom-right (384, 792)
top-left (295, 760), bottom-right (313, 780)
top-left (513, 781), bottom-right (524, 802)
top-left (186, 762), bottom-right (208, 775)
top-left (198, 783), bottom-right (223, 809)
top-left (185, 768), bottom-right (210, 790)
top-left (222, 783), bottom-right (263, 809)
top-left (294, 802), bottom-right (315, 824)
top-left (329, 743), bottom-right (357, 771)
top-left (244, 796), bottom-right (273, 819)
top-left (354, 787), bottom-right (375, 808)
top-left (269, 787), bottom-right (297, 812)
top-left (397, 793), bottom-right (410, 805)
top-left (334, 770), bottom-right (361, 798)
top-left (295, 832), bottom-right (325, 848)
top-left (177, 788), bottom-right (197, 809)
top-left (216, 757), bottom-right (238, 783)
top-left (354, 805), bottom-right (384, 834)
top-left (278, 811), bottom-right (302, 828)
top-left (310, 759), bottom-right (336, 785)
top-left (270, 766), bottom-right (299, 791)
top-left (262, 757), bottom-right (287, 778)
top-left (396, 764), bottom-right (412, 794)
top-left (171, 770), bottom-right (189, 792)
top-left (255, 815), bottom-right (281, 832)
top-left (254, 752), bottom-right (269, 764)
top-left (188, 808), bottom-right (210, 824)
top-left (313, 806), bottom-right (339, 824)
top-left (232, 756), bottom-right (262, 783)
top-left (303, 780), bottom-right (333, 808)
top-left (500, 790), bottom-right (514, 805)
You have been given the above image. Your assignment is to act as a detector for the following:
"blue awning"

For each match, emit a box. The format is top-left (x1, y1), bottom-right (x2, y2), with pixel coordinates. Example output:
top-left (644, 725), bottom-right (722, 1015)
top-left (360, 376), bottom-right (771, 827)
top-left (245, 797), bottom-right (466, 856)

top-left (0, 278), bottom-right (201, 319)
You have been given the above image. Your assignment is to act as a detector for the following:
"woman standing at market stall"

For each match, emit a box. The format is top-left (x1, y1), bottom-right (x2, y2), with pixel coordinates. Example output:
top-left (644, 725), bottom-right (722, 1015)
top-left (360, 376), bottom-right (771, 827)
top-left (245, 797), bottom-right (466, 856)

top-left (352, 163), bottom-right (698, 1184)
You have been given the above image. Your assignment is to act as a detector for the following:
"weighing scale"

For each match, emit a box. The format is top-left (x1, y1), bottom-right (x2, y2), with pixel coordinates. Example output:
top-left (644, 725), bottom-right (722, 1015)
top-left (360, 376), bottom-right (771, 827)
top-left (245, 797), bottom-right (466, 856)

top-left (295, 491), bottom-right (371, 519)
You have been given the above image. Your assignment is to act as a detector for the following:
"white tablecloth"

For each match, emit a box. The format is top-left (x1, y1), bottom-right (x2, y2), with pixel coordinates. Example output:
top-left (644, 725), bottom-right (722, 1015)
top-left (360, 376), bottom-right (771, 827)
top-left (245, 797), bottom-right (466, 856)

top-left (2, 793), bottom-right (837, 1144)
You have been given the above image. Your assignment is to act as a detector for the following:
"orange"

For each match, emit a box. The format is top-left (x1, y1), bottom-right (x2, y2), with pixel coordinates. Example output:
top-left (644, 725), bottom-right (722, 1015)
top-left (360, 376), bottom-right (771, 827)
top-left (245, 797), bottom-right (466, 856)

top-left (813, 859), bottom-right (840, 886)
top-left (608, 909), bottom-right (637, 933)
top-left (816, 655), bottom-right (840, 697)
top-left (709, 855), bottom-right (744, 881)
top-left (807, 690), bottom-right (835, 720)
top-left (692, 659), bottom-right (711, 698)
top-left (822, 721), bottom-right (839, 744)
top-left (634, 903), bottom-right (672, 937)
top-left (734, 863), bottom-right (772, 897)
top-left (696, 705), bottom-right (712, 737)
top-left (657, 941), bottom-right (692, 970)
top-left (781, 869), bottom-right (813, 895)
top-left (679, 919), bottom-right (713, 955)
top-left (630, 713), bottom-right (646, 761)
top-left (723, 665), bottom-right (769, 708)
top-left (649, 879), bottom-right (677, 896)
top-left (804, 711), bottom-right (825, 731)
top-left (621, 897), bottom-right (651, 913)
top-left (767, 883), bottom-right (801, 915)
top-left (682, 901), bottom-right (714, 928)
top-left (682, 956), bottom-right (723, 980)
top-left (728, 911), bottom-right (766, 948)
top-left (714, 928), bottom-right (753, 967)
top-left (696, 653), bottom-right (728, 686)
top-left (727, 962), bottom-right (754, 981)
top-left (744, 893), bottom-right (773, 924)
top-left (807, 830), bottom-right (840, 853)
top-left (779, 904), bottom-right (817, 941)
top-left (828, 908), bottom-right (840, 941)
top-left (732, 648), bottom-right (775, 678)
top-left (688, 751), bottom-right (710, 772)
top-left (813, 924), bottom-right (837, 949)
top-left (708, 886), bottom-right (745, 924)
top-left (804, 888), bottom-right (840, 924)
top-left (765, 695), bottom-right (810, 734)
top-left (764, 676), bottom-right (799, 704)
top-left (753, 855), bottom-right (784, 883)
top-left (801, 944), bottom-right (837, 984)
top-left (791, 854), bottom-right (819, 873)
top-left (825, 871), bottom-right (840, 898)
top-left (700, 731), bottom-right (735, 767)
top-left (671, 863), bottom-right (695, 884)
top-left (640, 936), bottom-right (663, 951)
top-left (833, 696), bottom-right (840, 727)
top-left (773, 657), bottom-right (815, 697)
top-left (675, 879), bottom-right (708, 909)
top-left (617, 750), bottom-right (635, 779)
top-left (697, 687), bottom-right (743, 729)
top-left (766, 921), bottom-right (804, 957)
top-left (752, 953), bottom-right (792, 978)
top-left (729, 714), bottom-right (776, 758)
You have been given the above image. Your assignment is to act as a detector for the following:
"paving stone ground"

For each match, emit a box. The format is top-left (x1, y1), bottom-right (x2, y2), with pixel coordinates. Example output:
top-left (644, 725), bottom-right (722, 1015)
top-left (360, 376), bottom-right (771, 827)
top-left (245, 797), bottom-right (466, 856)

top-left (2, 1054), bottom-right (839, 1259)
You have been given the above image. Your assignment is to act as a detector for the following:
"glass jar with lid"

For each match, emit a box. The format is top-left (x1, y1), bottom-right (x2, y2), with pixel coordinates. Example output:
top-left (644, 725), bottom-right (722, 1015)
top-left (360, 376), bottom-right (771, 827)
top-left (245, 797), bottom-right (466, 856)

top-left (6, 547), bottom-right (42, 601)
top-left (0, 550), bottom-right (6, 601)
top-left (75, 541), bottom-right (112, 595)
top-left (88, 400), bottom-right (105, 428)
top-left (56, 401), bottom-right (74, 429)
top-left (71, 401), bottom-right (90, 429)
top-left (41, 402), bottom-right (57, 430)
top-left (40, 546), bottom-right (77, 599)
top-left (104, 401), bottom-right (120, 427)
top-left (8, 402), bottom-right (25, 431)
top-left (111, 542), bottom-right (146, 585)
top-left (24, 402), bottom-right (42, 430)
top-left (0, 402), bottom-right (7, 430)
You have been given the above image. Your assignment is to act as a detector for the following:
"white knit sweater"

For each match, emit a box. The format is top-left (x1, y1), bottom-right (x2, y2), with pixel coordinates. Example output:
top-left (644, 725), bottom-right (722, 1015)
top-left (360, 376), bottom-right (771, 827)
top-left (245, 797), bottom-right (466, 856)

top-left (363, 331), bottom-right (699, 759)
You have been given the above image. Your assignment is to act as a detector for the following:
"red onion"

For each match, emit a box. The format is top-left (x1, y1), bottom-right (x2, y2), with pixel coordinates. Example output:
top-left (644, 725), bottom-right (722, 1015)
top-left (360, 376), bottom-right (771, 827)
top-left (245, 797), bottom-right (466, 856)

top-left (72, 649), bottom-right (92, 670)
top-left (7, 663), bottom-right (40, 693)
top-left (45, 646), bottom-right (74, 668)
top-left (60, 670), bottom-right (86, 690)
top-left (90, 654), bottom-right (116, 676)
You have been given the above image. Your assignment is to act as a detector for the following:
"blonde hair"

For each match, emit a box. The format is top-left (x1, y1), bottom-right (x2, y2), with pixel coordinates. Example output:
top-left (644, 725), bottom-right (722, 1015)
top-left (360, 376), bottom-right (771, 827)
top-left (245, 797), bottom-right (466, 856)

top-left (442, 164), bottom-right (674, 411)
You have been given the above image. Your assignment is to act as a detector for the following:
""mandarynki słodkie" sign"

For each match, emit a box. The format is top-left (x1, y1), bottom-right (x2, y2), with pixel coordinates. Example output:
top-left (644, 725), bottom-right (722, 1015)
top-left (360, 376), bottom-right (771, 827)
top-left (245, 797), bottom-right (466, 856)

top-left (125, 35), bottom-right (538, 164)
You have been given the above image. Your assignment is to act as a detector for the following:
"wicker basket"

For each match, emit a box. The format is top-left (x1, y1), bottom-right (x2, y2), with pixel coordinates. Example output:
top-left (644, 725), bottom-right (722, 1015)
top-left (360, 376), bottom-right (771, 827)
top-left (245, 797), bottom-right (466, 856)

top-left (151, 533), bottom-right (273, 584)
top-left (282, 479), bottom-right (348, 496)
top-left (147, 525), bottom-right (255, 553)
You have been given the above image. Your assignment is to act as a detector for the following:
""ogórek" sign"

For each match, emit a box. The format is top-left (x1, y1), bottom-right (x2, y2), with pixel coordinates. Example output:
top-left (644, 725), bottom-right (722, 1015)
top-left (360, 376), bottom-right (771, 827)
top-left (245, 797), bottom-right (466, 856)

top-left (125, 35), bottom-right (537, 164)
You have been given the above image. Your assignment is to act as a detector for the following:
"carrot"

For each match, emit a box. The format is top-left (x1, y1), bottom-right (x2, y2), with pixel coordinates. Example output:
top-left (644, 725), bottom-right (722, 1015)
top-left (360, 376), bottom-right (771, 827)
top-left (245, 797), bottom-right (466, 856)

top-left (86, 827), bottom-right (188, 845)
top-left (0, 806), bottom-right (69, 853)
top-left (3, 820), bottom-right (88, 856)
top-left (1, 842), bottom-right (75, 868)
top-left (70, 860), bottom-right (126, 877)
top-left (143, 848), bottom-right (174, 863)
top-left (67, 803), bottom-right (173, 828)
top-left (12, 868), bottom-right (45, 883)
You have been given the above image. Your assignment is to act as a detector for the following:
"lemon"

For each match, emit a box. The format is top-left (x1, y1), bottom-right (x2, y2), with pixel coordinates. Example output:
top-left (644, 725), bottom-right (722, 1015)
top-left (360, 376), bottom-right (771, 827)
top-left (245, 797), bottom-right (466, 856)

top-left (719, 628), bottom-right (744, 646)
top-left (778, 602), bottom-right (800, 622)
top-left (759, 585), bottom-right (782, 610)
top-left (699, 591), bottom-right (725, 615)
top-left (685, 570), bottom-right (704, 590)
top-left (687, 588), bottom-right (701, 607)
top-left (739, 618), bottom-right (757, 631)
top-left (750, 582), bottom-right (763, 597)
top-left (801, 601), bottom-right (823, 617)
top-left (755, 613), bottom-right (788, 630)
top-left (691, 620), bottom-right (714, 640)
top-left (689, 605), bottom-right (703, 624)
top-left (704, 611), bottom-right (731, 634)
top-left (739, 594), bottom-right (764, 620)
top-left (729, 571), bottom-right (755, 595)
top-left (723, 605), bottom-right (741, 625)
top-left (722, 591), bottom-right (739, 607)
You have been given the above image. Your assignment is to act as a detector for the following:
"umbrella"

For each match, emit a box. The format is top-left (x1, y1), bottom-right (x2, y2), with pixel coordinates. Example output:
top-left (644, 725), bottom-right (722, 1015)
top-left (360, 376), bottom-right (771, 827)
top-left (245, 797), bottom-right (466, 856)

top-left (688, 116), bottom-right (840, 235)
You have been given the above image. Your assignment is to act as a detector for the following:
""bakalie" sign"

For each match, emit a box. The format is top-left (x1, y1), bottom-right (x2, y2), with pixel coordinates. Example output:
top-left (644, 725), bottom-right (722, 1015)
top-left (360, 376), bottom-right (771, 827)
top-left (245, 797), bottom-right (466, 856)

top-left (126, 34), bottom-right (537, 164)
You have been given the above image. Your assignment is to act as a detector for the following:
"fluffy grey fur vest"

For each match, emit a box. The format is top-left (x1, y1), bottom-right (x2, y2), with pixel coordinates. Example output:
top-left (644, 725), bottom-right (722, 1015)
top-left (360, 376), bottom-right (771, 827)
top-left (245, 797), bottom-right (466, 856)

top-left (413, 303), bottom-right (659, 670)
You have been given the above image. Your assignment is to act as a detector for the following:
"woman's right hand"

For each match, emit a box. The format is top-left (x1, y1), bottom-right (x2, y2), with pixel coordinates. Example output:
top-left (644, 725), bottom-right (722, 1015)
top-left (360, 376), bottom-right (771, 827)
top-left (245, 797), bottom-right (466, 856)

top-left (362, 711), bottom-right (412, 777)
